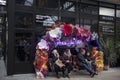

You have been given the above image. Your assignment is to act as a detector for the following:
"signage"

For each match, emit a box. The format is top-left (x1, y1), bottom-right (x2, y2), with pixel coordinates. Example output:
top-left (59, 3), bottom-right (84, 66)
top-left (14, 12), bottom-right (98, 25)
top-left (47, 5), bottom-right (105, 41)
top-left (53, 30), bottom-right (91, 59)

top-left (36, 15), bottom-right (58, 27)
top-left (100, 15), bottom-right (114, 21)
top-left (0, 0), bottom-right (6, 5)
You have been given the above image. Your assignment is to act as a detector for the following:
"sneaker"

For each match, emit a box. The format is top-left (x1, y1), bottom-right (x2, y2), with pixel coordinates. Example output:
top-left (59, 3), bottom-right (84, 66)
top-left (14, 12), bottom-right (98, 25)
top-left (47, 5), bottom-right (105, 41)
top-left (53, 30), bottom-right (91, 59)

top-left (90, 73), bottom-right (95, 78)
top-left (95, 72), bottom-right (98, 75)
top-left (66, 75), bottom-right (70, 78)
top-left (62, 75), bottom-right (66, 78)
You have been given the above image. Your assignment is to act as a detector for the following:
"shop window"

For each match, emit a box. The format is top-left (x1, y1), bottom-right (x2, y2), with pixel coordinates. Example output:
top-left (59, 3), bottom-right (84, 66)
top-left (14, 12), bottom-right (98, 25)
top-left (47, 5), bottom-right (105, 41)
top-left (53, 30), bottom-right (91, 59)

top-left (61, 1), bottom-right (75, 12)
top-left (116, 10), bottom-right (120, 17)
top-left (36, 0), bottom-right (58, 9)
top-left (80, 18), bottom-right (83, 26)
top-left (61, 17), bottom-right (75, 24)
top-left (15, 33), bottom-right (32, 62)
top-left (84, 18), bottom-right (91, 25)
top-left (0, 16), bottom-right (4, 24)
top-left (116, 20), bottom-right (120, 34)
top-left (15, 0), bottom-right (33, 6)
top-left (99, 7), bottom-right (115, 17)
top-left (80, 4), bottom-right (98, 15)
top-left (80, 18), bottom-right (92, 31)
top-left (91, 19), bottom-right (98, 32)
top-left (15, 13), bottom-right (33, 28)
top-left (0, 6), bottom-right (6, 12)
top-left (36, 14), bottom-right (58, 27)
top-left (0, 0), bottom-right (6, 5)
top-left (99, 21), bottom-right (114, 33)
top-left (79, 4), bottom-right (98, 32)
top-left (117, 5), bottom-right (120, 9)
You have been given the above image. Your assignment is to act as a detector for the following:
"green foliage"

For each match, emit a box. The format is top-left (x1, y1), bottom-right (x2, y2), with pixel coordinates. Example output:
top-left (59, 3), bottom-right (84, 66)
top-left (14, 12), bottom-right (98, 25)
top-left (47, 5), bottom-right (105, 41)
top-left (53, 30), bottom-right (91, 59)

top-left (100, 38), bottom-right (118, 67)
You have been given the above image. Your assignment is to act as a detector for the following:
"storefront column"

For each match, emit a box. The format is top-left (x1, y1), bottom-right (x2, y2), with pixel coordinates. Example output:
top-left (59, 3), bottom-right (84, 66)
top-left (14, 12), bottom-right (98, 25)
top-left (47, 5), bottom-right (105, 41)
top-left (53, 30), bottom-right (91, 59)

top-left (7, 0), bottom-right (15, 75)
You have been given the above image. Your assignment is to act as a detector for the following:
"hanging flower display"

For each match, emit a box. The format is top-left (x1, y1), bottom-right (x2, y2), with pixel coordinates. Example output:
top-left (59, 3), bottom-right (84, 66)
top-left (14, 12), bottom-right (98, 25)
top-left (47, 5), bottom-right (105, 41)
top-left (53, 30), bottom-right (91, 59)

top-left (80, 26), bottom-right (91, 41)
top-left (35, 22), bottom-right (101, 51)
top-left (48, 28), bottom-right (62, 39)
top-left (36, 39), bottom-right (49, 51)
top-left (75, 26), bottom-right (82, 37)
top-left (62, 24), bottom-right (73, 36)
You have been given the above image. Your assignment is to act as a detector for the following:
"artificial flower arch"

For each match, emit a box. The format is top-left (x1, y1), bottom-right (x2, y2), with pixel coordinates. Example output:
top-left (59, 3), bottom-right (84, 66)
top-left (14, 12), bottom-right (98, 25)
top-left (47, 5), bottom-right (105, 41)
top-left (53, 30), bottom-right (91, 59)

top-left (36, 22), bottom-right (93, 51)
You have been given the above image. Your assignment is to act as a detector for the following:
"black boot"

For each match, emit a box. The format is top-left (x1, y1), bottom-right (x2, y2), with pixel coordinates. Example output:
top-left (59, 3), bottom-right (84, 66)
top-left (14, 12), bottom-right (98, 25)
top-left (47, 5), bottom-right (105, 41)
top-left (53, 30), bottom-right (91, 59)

top-left (62, 71), bottom-right (66, 78)
top-left (90, 72), bottom-right (95, 78)
top-left (66, 74), bottom-right (70, 78)
top-left (56, 75), bottom-right (60, 79)
top-left (56, 72), bottom-right (60, 79)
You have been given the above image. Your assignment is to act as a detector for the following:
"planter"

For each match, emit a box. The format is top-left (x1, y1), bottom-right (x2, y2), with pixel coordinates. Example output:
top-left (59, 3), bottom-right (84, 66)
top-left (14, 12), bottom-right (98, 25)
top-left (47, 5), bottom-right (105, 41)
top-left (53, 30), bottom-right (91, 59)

top-left (104, 65), bottom-right (109, 70)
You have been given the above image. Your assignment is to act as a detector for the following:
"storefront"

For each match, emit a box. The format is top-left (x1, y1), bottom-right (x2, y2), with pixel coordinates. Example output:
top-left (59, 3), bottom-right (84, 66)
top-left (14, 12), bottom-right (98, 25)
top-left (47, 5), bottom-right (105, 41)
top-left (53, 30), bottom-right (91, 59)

top-left (0, 0), bottom-right (6, 62)
top-left (7, 0), bottom-right (120, 75)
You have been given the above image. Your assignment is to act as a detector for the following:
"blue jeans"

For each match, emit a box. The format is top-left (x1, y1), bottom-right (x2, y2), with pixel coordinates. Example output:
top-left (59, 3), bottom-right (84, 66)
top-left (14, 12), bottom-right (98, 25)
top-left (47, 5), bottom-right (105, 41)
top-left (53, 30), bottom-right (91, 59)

top-left (82, 63), bottom-right (93, 74)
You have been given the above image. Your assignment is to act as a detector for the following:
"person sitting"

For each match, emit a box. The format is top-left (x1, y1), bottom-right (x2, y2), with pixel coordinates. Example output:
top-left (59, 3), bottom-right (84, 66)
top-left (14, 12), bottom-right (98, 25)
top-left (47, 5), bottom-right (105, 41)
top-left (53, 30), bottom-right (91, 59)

top-left (62, 49), bottom-right (73, 78)
top-left (77, 48), bottom-right (95, 78)
top-left (51, 49), bottom-right (66, 78)
top-left (85, 51), bottom-right (98, 75)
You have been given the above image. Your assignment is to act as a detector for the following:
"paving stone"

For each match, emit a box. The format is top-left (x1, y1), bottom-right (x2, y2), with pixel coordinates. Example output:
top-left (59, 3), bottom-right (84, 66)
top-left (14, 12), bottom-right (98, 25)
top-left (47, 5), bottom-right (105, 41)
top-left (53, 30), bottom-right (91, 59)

top-left (0, 60), bottom-right (120, 80)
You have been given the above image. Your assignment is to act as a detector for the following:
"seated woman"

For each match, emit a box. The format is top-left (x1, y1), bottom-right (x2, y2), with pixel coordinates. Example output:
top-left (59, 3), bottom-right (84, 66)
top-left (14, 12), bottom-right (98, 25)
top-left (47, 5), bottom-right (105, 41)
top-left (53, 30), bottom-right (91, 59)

top-left (33, 49), bottom-right (48, 79)
top-left (77, 48), bottom-right (95, 78)
top-left (51, 49), bottom-right (66, 78)
top-left (62, 49), bottom-right (73, 78)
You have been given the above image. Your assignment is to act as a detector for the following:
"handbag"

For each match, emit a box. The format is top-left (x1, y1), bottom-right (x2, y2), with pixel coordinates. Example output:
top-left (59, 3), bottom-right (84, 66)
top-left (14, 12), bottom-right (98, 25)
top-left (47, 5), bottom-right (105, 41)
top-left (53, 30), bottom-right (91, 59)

top-left (55, 59), bottom-right (65, 68)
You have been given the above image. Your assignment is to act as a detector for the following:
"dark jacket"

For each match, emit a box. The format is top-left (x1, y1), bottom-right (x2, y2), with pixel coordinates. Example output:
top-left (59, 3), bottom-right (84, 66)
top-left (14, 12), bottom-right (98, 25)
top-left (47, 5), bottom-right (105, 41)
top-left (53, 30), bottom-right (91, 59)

top-left (52, 54), bottom-right (59, 63)
top-left (62, 53), bottom-right (72, 64)
top-left (77, 53), bottom-right (87, 66)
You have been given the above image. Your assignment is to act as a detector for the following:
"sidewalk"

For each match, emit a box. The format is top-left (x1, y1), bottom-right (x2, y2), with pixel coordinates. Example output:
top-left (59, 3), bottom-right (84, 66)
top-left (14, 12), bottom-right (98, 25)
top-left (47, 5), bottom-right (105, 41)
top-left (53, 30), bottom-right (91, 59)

top-left (0, 59), bottom-right (120, 80)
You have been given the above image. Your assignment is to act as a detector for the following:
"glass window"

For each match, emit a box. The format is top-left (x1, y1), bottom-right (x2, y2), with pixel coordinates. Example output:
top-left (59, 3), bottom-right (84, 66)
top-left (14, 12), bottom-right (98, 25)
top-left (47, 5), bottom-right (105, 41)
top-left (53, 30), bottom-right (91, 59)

top-left (117, 5), bottom-right (120, 9)
top-left (0, 0), bottom-right (6, 5)
top-left (15, 0), bottom-right (33, 6)
top-left (99, 7), bottom-right (115, 16)
top-left (91, 19), bottom-right (98, 32)
top-left (61, 1), bottom-right (75, 12)
top-left (116, 10), bottom-right (120, 17)
top-left (36, 0), bottom-right (58, 9)
top-left (99, 21), bottom-right (114, 33)
top-left (79, 4), bottom-right (98, 32)
top-left (84, 18), bottom-right (91, 25)
top-left (36, 14), bottom-right (58, 27)
top-left (0, 16), bottom-right (4, 24)
top-left (15, 33), bottom-right (32, 62)
top-left (61, 17), bottom-right (75, 24)
top-left (0, 6), bottom-right (6, 12)
top-left (80, 4), bottom-right (98, 15)
top-left (15, 13), bottom-right (33, 28)
top-left (116, 20), bottom-right (120, 34)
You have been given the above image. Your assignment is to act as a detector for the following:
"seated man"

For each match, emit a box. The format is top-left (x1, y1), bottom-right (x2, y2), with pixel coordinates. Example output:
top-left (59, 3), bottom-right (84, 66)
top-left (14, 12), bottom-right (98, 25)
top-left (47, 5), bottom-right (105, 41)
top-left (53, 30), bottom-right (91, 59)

top-left (85, 51), bottom-right (98, 74)
top-left (51, 49), bottom-right (66, 78)
top-left (77, 48), bottom-right (95, 78)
